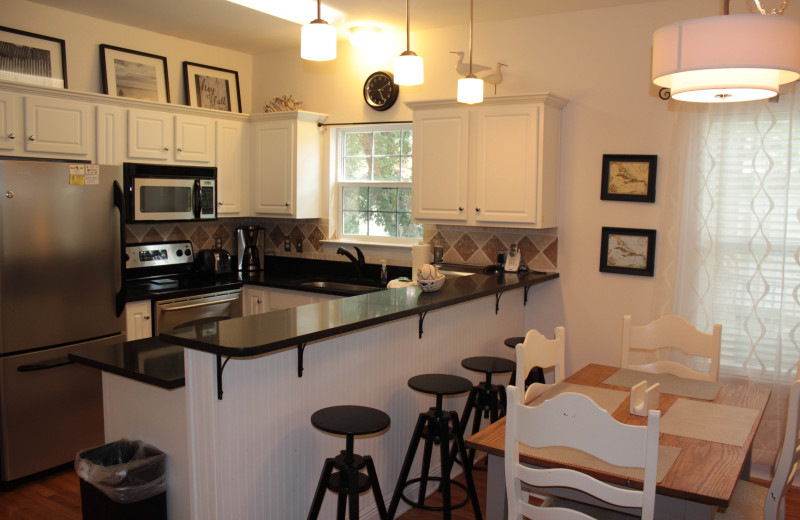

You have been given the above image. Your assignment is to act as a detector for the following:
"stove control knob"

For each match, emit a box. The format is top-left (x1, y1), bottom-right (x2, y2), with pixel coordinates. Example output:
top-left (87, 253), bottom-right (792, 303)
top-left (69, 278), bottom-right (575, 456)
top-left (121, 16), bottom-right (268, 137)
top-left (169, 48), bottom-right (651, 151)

top-left (176, 250), bottom-right (183, 257)
top-left (185, 249), bottom-right (192, 256)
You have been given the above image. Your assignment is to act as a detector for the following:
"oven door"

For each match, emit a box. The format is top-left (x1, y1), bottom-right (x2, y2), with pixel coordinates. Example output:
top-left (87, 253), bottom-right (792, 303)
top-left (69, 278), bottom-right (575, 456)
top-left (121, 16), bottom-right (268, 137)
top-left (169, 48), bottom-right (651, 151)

top-left (154, 290), bottom-right (242, 334)
top-left (133, 177), bottom-right (197, 221)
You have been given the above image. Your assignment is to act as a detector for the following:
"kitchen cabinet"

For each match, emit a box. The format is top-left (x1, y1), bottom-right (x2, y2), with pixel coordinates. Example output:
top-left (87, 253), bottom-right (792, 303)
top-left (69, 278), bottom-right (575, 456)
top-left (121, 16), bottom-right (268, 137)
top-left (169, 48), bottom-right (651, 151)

top-left (408, 93), bottom-right (566, 228)
top-left (125, 300), bottom-right (153, 340)
top-left (0, 92), bottom-right (19, 153)
top-left (216, 119), bottom-right (247, 215)
top-left (251, 111), bottom-right (326, 218)
top-left (243, 286), bottom-right (269, 316)
top-left (127, 110), bottom-right (214, 164)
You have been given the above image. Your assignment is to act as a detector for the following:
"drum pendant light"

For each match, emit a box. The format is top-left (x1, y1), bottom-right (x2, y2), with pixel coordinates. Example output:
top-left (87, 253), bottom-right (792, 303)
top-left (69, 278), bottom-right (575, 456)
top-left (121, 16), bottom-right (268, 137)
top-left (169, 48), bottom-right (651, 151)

top-left (394, 0), bottom-right (424, 85)
top-left (652, 0), bottom-right (800, 102)
top-left (457, 0), bottom-right (483, 104)
top-left (301, 0), bottom-right (336, 61)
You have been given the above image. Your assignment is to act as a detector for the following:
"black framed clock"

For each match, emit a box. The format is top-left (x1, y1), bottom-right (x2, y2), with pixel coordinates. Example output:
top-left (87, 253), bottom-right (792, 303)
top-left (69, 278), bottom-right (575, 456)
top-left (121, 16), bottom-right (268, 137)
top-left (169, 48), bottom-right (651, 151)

top-left (363, 71), bottom-right (399, 111)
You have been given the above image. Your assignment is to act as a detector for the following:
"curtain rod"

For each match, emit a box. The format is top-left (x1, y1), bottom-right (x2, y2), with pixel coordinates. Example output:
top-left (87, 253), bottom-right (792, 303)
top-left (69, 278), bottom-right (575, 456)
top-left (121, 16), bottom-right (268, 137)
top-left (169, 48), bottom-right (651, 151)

top-left (318, 120), bottom-right (412, 127)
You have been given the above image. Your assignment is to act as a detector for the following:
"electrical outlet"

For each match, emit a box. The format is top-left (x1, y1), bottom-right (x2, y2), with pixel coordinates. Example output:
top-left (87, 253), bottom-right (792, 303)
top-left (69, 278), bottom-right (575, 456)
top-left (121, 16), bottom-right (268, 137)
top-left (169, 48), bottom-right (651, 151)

top-left (284, 238), bottom-right (291, 251)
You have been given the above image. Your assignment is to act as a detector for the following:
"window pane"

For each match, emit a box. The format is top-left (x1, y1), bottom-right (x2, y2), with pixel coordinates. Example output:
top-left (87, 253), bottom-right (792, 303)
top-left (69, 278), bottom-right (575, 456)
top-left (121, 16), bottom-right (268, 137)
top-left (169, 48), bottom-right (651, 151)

top-left (342, 211), bottom-right (368, 235)
top-left (400, 156), bottom-right (412, 182)
top-left (369, 212), bottom-right (396, 237)
top-left (398, 188), bottom-right (412, 212)
top-left (374, 131), bottom-right (401, 155)
top-left (398, 213), bottom-right (421, 238)
top-left (369, 187), bottom-right (397, 212)
top-left (345, 132), bottom-right (372, 156)
top-left (344, 157), bottom-right (370, 181)
top-left (374, 157), bottom-right (401, 181)
top-left (401, 130), bottom-right (412, 155)
top-left (342, 186), bottom-right (368, 211)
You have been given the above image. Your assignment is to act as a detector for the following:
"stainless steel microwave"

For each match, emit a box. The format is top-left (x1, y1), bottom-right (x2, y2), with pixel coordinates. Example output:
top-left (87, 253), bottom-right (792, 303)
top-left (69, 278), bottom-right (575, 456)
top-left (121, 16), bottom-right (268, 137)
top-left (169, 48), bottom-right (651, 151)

top-left (123, 163), bottom-right (217, 222)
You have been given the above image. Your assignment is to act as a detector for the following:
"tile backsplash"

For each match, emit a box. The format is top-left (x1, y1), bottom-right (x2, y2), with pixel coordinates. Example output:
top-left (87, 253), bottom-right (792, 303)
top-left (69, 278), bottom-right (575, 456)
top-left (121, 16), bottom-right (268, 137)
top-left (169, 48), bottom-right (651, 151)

top-left (126, 218), bottom-right (557, 271)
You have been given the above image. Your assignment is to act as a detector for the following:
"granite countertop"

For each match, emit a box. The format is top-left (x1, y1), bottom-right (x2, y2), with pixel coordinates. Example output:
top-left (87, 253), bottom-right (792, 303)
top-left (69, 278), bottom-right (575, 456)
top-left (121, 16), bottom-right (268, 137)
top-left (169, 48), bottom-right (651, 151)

top-left (161, 270), bottom-right (559, 358)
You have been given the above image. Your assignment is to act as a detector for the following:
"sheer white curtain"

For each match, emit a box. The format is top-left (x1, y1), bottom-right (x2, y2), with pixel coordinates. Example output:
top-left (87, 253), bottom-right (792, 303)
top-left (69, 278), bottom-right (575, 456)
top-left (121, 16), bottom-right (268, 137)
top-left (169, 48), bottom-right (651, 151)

top-left (670, 84), bottom-right (800, 465)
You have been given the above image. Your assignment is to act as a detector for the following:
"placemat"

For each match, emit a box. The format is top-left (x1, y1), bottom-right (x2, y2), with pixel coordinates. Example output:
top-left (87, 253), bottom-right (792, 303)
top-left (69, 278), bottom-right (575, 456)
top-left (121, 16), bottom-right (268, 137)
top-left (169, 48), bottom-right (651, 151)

top-left (660, 399), bottom-right (760, 446)
top-left (531, 382), bottom-right (629, 415)
top-left (603, 368), bottom-right (722, 400)
top-left (519, 443), bottom-right (681, 483)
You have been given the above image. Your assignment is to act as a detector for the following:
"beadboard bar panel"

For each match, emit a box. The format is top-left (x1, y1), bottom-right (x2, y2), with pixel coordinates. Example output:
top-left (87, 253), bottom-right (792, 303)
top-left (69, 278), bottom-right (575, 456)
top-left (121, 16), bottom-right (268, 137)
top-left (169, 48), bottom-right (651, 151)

top-left (184, 291), bottom-right (523, 519)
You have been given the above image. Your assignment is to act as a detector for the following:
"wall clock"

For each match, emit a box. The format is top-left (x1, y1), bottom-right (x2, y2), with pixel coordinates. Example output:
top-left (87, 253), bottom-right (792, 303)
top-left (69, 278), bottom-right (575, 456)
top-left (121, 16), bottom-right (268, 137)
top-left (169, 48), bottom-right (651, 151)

top-left (363, 71), bottom-right (399, 111)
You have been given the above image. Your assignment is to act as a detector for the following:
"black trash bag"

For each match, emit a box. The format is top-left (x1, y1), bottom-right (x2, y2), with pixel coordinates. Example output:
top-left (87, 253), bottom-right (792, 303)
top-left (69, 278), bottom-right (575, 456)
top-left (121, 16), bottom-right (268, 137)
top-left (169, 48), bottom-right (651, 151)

top-left (75, 439), bottom-right (166, 504)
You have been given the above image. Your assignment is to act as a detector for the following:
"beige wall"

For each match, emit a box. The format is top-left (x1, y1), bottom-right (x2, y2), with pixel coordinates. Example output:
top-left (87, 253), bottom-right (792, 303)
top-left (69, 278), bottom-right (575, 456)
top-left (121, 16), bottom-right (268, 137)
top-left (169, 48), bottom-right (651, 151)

top-left (4, 0), bottom-right (253, 110)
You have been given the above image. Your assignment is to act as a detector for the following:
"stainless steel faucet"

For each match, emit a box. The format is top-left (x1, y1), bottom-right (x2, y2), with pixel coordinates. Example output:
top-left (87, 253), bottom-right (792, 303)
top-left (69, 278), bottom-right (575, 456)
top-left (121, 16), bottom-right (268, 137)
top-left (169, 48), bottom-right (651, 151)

top-left (337, 246), bottom-right (365, 280)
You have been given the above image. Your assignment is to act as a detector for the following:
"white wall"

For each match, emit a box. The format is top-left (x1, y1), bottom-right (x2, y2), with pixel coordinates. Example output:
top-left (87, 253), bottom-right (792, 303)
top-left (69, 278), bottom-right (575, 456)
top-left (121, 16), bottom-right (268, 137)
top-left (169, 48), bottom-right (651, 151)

top-left (4, 0), bottom-right (253, 111)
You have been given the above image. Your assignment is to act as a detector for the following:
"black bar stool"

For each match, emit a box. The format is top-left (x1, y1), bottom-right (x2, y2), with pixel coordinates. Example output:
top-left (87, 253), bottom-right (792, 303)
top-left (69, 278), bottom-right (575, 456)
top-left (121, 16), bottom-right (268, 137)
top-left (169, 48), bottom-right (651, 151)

top-left (504, 336), bottom-right (545, 386)
top-left (307, 405), bottom-right (391, 520)
top-left (387, 374), bottom-right (482, 520)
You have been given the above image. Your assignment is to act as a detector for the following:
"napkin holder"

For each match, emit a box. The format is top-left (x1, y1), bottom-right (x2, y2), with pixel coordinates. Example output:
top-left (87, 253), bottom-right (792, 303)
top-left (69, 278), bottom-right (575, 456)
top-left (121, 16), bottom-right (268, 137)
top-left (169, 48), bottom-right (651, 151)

top-left (630, 381), bottom-right (660, 416)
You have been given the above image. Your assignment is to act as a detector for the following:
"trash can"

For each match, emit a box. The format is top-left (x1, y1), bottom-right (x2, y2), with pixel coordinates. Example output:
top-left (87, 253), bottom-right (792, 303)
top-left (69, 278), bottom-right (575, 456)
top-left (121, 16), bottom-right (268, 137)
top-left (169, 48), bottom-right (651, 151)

top-left (75, 439), bottom-right (167, 520)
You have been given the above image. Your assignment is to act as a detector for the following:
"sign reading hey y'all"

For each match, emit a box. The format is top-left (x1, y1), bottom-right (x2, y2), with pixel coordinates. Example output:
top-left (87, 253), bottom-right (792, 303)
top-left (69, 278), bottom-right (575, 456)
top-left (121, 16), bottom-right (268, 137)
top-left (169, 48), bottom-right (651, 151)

top-left (194, 74), bottom-right (231, 111)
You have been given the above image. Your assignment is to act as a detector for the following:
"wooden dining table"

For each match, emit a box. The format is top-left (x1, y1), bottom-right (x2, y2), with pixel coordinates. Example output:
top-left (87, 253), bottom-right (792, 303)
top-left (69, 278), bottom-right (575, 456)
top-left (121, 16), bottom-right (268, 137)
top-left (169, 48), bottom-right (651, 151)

top-left (465, 363), bottom-right (771, 520)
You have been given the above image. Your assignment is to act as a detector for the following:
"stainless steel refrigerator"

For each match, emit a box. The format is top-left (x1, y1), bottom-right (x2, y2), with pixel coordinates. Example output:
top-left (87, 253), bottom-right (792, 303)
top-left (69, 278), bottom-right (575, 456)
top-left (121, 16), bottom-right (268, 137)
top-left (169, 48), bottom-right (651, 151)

top-left (0, 158), bottom-right (125, 483)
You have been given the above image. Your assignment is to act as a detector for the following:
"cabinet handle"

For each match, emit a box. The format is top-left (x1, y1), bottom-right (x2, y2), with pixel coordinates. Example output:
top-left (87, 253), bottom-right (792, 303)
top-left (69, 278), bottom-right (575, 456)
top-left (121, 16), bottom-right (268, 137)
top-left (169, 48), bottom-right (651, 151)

top-left (285, 202), bottom-right (290, 207)
top-left (458, 206), bottom-right (464, 211)
top-left (475, 207), bottom-right (481, 212)
top-left (257, 298), bottom-right (262, 304)
top-left (144, 315), bottom-right (151, 320)
top-left (177, 147), bottom-right (183, 152)
top-left (218, 201), bottom-right (224, 206)
top-left (163, 146), bottom-right (169, 151)
top-left (28, 135), bottom-right (35, 141)
top-left (4, 191), bottom-right (13, 199)
top-left (7, 133), bottom-right (14, 140)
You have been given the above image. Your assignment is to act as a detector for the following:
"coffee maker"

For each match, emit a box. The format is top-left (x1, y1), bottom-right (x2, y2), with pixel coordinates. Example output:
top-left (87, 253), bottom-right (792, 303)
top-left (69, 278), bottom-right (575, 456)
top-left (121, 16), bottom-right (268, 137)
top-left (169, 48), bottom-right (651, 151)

top-left (235, 226), bottom-right (264, 272)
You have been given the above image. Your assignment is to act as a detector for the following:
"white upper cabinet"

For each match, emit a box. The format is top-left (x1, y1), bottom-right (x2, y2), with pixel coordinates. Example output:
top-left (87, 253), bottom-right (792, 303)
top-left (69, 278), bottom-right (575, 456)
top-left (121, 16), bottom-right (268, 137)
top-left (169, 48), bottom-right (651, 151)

top-left (0, 92), bottom-right (20, 153)
top-left (175, 115), bottom-right (214, 163)
top-left (216, 119), bottom-right (247, 215)
top-left (251, 111), bottom-right (326, 218)
top-left (22, 95), bottom-right (93, 157)
top-left (407, 94), bottom-right (566, 229)
top-left (127, 110), bottom-right (214, 164)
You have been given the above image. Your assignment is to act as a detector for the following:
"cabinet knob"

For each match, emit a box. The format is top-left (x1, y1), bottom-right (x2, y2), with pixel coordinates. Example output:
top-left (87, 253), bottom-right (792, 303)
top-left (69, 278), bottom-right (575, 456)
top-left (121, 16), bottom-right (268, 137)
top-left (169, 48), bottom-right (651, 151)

top-left (163, 146), bottom-right (169, 151)
top-left (257, 298), bottom-right (262, 304)
top-left (177, 147), bottom-right (183, 152)
top-left (7, 133), bottom-right (14, 140)
top-left (28, 135), bottom-right (35, 141)
top-left (458, 206), bottom-right (464, 211)
top-left (4, 191), bottom-right (13, 199)
top-left (475, 207), bottom-right (481, 212)
top-left (218, 201), bottom-right (224, 206)
top-left (285, 202), bottom-right (290, 207)
top-left (144, 315), bottom-right (151, 320)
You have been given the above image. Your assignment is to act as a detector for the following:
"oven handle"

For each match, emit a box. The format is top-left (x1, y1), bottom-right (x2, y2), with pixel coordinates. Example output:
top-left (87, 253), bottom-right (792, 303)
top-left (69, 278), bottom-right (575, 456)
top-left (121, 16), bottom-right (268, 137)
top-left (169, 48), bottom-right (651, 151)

top-left (158, 296), bottom-right (241, 312)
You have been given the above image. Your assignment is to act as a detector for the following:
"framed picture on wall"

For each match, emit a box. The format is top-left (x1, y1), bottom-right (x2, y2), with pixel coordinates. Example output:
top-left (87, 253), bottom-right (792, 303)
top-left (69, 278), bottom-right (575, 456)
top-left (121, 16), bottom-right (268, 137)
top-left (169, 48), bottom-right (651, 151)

top-left (0, 26), bottom-right (67, 88)
top-left (182, 61), bottom-right (241, 112)
top-left (601, 154), bottom-right (657, 202)
top-left (100, 44), bottom-right (170, 103)
top-left (599, 227), bottom-right (656, 277)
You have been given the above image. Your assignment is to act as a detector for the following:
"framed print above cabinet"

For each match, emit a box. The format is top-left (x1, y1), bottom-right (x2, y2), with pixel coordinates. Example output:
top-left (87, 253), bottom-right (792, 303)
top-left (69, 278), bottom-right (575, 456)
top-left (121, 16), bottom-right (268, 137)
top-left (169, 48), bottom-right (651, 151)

top-left (600, 227), bottom-right (656, 277)
top-left (100, 44), bottom-right (170, 103)
top-left (601, 154), bottom-right (657, 202)
top-left (182, 61), bottom-right (241, 112)
top-left (0, 26), bottom-right (67, 88)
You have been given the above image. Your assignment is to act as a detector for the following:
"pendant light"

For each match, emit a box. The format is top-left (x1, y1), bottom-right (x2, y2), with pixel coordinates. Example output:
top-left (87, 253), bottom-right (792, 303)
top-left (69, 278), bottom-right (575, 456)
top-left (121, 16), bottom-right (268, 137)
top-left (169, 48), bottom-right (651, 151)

top-left (652, 0), bottom-right (800, 102)
top-left (394, 0), bottom-right (424, 85)
top-left (301, 0), bottom-right (336, 61)
top-left (457, 0), bottom-right (483, 104)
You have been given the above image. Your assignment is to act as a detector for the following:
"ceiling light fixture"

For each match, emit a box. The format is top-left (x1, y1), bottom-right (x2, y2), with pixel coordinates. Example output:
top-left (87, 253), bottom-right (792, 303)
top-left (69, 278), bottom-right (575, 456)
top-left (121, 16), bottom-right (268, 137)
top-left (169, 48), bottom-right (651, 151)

top-left (226, 0), bottom-right (342, 26)
top-left (457, 0), bottom-right (483, 104)
top-left (301, 0), bottom-right (336, 61)
top-left (652, 0), bottom-right (800, 102)
top-left (349, 27), bottom-right (382, 49)
top-left (394, 0), bottom-right (424, 86)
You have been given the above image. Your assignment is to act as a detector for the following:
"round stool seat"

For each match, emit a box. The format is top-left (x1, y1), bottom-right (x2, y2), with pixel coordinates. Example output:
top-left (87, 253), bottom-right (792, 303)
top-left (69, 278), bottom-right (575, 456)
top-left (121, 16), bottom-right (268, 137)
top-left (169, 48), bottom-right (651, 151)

top-left (311, 405), bottom-right (390, 437)
top-left (504, 336), bottom-right (525, 349)
top-left (408, 374), bottom-right (473, 396)
top-left (461, 356), bottom-right (515, 375)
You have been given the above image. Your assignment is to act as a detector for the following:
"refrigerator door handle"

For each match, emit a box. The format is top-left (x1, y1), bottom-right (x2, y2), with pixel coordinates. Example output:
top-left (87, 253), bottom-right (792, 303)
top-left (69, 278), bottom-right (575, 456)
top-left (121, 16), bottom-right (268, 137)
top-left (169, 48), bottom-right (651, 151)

top-left (17, 357), bottom-right (72, 372)
top-left (113, 180), bottom-right (126, 317)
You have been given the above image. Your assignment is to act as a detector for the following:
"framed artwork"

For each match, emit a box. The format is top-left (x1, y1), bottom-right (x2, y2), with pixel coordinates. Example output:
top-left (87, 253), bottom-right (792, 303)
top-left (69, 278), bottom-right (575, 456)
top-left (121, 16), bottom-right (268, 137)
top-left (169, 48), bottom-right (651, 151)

top-left (599, 227), bottom-right (656, 277)
top-left (183, 61), bottom-right (241, 112)
top-left (100, 44), bottom-right (170, 103)
top-left (601, 154), bottom-right (657, 202)
top-left (0, 26), bottom-right (67, 88)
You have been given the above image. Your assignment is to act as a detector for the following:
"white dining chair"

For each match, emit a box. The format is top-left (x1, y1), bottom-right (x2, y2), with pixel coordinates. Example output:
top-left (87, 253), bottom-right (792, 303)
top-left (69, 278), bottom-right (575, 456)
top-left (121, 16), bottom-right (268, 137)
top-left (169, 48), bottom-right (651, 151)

top-left (514, 326), bottom-right (565, 403)
top-left (504, 385), bottom-right (660, 520)
top-left (715, 368), bottom-right (800, 520)
top-left (621, 314), bottom-right (722, 382)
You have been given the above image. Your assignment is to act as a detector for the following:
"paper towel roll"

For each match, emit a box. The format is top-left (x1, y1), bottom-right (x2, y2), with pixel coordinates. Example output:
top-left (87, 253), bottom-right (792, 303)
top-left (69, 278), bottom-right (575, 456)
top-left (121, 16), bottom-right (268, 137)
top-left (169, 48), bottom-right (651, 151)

top-left (411, 243), bottom-right (432, 282)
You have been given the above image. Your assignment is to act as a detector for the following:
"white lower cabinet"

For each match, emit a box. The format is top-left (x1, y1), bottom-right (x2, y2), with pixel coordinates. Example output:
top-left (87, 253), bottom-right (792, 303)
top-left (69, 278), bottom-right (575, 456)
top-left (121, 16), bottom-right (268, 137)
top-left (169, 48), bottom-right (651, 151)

top-left (125, 300), bottom-right (153, 340)
top-left (243, 286), bottom-right (341, 316)
top-left (243, 286), bottom-right (270, 316)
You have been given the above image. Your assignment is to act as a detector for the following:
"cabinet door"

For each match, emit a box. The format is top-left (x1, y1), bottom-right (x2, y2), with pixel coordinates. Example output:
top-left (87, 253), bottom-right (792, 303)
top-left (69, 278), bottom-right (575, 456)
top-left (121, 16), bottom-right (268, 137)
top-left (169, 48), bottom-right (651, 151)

top-left (127, 109), bottom-right (172, 161)
top-left (96, 105), bottom-right (126, 165)
top-left (175, 115), bottom-right (214, 163)
top-left (242, 286), bottom-right (269, 316)
top-left (412, 108), bottom-right (469, 222)
top-left (24, 96), bottom-right (92, 156)
top-left (253, 121), bottom-right (294, 215)
top-left (473, 104), bottom-right (541, 225)
top-left (216, 120), bottom-right (244, 215)
top-left (0, 92), bottom-right (20, 153)
top-left (125, 300), bottom-right (153, 340)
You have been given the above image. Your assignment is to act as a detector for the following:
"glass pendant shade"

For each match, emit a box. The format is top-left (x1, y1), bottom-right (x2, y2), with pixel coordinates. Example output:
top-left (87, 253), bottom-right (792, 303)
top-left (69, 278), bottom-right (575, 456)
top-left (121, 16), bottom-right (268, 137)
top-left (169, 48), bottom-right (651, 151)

top-left (652, 14), bottom-right (800, 102)
top-left (394, 52), bottom-right (424, 85)
top-left (301, 20), bottom-right (336, 61)
top-left (457, 75), bottom-right (484, 104)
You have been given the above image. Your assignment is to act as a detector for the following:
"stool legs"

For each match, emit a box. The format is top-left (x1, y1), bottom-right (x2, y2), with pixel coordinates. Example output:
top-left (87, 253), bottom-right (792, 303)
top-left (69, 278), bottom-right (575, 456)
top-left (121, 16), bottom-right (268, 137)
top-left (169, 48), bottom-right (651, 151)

top-left (308, 458), bottom-right (336, 520)
top-left (388, 413), bottom-right (426, 518)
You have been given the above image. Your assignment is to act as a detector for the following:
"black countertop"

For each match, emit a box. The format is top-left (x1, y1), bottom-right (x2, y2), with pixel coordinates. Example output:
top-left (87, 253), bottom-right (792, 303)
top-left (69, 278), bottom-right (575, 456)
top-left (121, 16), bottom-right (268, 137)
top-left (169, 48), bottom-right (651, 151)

top-left (161, 270), bottom-right (559, 358)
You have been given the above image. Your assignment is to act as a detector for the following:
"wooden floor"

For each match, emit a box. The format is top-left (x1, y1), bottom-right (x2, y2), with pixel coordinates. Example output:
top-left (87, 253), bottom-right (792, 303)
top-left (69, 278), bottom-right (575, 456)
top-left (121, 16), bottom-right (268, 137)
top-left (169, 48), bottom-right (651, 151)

top-left (0, 465), bottom-right (798, 520)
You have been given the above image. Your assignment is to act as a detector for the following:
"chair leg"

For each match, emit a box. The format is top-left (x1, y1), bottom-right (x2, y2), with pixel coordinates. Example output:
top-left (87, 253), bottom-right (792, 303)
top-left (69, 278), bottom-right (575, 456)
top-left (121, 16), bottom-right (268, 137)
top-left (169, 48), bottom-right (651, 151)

top-left (307, 458), bottom-right (335, 520)
top-left (347, 467), bottom-right (359, 520)
top-left (416, 431), bottom-right (434, 504)
top-left (451, 411), bottom-right (483, 520)
top-left (388, 413), bottom-right (426, 519)
top-left (365, 456), bottom-right (389, 520)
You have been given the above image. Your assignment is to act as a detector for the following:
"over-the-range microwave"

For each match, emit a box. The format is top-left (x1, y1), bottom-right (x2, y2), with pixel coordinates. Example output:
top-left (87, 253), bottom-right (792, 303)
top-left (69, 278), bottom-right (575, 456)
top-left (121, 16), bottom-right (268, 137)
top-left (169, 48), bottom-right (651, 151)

top-left (124, 162), bottom-right (217, 222)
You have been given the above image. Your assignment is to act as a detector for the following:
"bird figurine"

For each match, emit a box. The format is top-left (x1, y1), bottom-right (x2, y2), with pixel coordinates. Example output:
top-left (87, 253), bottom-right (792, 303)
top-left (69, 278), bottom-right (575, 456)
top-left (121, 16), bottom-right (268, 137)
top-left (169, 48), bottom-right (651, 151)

top-left (481, 63), bottom-right (508, 94)
top-left (450, 51), bottom-right (490, 76)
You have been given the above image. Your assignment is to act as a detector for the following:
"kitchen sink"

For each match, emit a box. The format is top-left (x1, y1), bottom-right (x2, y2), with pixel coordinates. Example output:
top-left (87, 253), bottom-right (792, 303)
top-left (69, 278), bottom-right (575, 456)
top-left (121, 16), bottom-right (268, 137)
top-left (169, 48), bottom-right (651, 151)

top-left (299, 281), bottom-right (383, 294)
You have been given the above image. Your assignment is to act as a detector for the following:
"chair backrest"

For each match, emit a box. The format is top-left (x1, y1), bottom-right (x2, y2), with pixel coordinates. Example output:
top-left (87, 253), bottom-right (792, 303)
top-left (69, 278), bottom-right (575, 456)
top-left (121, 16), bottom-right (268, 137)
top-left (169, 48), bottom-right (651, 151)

top-left (515, 326), bottom-right (566, 403)
top-left (764, 365), bottom-right (800, 520)
top-left (621, 314), bottom-right (721, 382)
top-left (504, 386), bottom-right (660, 520)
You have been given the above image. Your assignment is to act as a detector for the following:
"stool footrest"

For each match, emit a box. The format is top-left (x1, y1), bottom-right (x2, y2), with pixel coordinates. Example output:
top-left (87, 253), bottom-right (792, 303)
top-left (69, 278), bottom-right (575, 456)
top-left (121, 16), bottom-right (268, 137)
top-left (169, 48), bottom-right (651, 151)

top-left (398, 476), bottom-right (471, 512)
